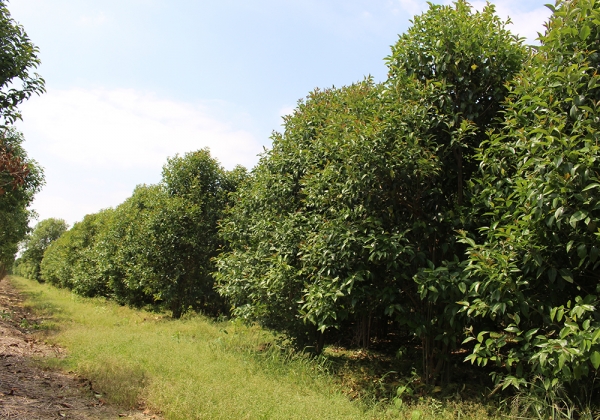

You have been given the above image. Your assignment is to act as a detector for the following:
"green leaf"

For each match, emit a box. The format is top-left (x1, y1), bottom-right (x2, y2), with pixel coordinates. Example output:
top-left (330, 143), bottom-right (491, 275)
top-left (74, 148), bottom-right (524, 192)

top-left (580, 25), bottom-right (591, 40)
top-left (548, 267), bottom-right (557, 282)
top-left (591, 351), bottom-right (600, 370)
top-left (570, 104), bottom-right (579, 119)
top-left (559, 268), bottom-right (574, 283)
top-left (570, 211), bottom-right (587, 227)
top-left (566, 240), bottom-right (574, 253)
top-left (582, 183), bottom-right (600, 191)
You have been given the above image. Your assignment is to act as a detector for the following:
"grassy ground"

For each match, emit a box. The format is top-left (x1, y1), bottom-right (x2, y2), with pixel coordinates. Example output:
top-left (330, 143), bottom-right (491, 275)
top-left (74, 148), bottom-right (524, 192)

top-left (10, 276), bottom-right (501, 419)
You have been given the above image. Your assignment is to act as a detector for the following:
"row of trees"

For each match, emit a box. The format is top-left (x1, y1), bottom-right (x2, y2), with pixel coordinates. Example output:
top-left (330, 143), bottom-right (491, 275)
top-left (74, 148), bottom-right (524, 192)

top-left (19, 0), bottom-right (600, 403)
top-left (25, 150), bottom-right (246, 318)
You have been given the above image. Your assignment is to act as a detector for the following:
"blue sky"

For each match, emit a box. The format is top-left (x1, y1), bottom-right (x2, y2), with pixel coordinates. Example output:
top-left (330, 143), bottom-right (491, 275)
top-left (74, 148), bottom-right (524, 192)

top-left (8, 0), bottom-right (552, 226)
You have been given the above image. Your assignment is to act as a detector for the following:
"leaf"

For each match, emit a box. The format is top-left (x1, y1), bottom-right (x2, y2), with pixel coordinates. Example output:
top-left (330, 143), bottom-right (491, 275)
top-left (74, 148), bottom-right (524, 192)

top-left (577, 244), bottom-right (588, 259)
top-left (591, 351), bottom-right (600, 370)
top-left (566, 240), bottom-right (574, 253)
top-left (570, 104), bottom-right (579, 119)
top-left (570, 210), bottom-right (587, 227)
top-left (580, 25), bottom-right (591, 40)
top-left (559, 268), bottom-right (574, 283)
top-left (582, 183), bottom-right (600, 191)
top-left (548, 267), bottom-right (557, 282)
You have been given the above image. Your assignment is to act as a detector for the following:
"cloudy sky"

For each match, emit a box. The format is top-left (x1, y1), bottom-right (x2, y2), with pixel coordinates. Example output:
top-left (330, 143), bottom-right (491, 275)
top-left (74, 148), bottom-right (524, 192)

top-left (8, 0), bottom-right (551, 227)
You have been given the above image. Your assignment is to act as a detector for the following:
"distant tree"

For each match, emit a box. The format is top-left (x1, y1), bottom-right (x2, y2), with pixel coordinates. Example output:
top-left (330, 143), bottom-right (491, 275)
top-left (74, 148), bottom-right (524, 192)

top-left (40, 211), bottom-right (110, 293)
top-left (40, 149), bottom-right (246, 318)
top-left (15, 218), bottom-right (68, 280)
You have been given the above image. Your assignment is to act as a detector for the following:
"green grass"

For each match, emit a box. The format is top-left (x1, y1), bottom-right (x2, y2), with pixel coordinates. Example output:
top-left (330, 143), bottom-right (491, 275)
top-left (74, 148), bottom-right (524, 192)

top-left (10, 276), bottom-right (501, 420)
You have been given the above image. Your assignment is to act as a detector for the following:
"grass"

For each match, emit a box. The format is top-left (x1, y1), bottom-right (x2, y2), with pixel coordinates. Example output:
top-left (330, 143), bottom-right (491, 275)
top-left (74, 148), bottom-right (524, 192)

top-left (10, 275), bottom-right (502, 419)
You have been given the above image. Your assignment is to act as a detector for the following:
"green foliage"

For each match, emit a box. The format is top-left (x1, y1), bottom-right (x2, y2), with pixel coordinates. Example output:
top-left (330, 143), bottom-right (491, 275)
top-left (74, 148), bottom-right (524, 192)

top-left (13, 217), bottom-right (67, 280)
top-left (40, 149), bottom-right (245, 319)
top-left (0, 1), bottom-right (45, 275)
top-left (41, 210), bottom-right (113, 295)
top-left (460, 0), bottom-right (600, 397)
top-left (34, 0), bottom-right (600, 410)
top-left (217, 80), bottom-right (421, 347)
top-left (386, 0), bottom-right (526, 205)
top-left (0, 129), bottom-right (43, 275)
top-left (0, 0), bottom-right (44, 125)
top-left (216, 2), bottom-right (525, 377)
top-left (141, 149), bottom-right (238, 318)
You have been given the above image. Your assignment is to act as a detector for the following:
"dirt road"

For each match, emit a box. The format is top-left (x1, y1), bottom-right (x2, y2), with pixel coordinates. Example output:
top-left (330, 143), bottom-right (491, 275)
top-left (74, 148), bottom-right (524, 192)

top-left (0, 276), bottom-right (160, 419)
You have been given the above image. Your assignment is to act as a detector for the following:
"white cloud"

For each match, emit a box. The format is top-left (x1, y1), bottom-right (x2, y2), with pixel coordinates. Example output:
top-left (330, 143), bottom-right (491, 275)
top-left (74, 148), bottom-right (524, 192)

top-left (77, 11), bottom-right (108, 27)
top-left (470, 0), bottom-right (551, 44)
top-left (18, 88), bottom-right (263, 225)
top-left (21, 88), bottom-right (261, 170)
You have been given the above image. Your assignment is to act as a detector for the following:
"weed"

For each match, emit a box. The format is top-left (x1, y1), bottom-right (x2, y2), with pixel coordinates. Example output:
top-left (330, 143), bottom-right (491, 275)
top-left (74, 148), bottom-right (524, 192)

top-left (502, 376), bottom-right (596, 419)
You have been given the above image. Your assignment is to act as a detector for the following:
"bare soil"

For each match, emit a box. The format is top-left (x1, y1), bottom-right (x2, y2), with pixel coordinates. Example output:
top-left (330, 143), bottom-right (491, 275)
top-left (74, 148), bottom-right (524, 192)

top-left (0, 276), bottom-right (160, 420)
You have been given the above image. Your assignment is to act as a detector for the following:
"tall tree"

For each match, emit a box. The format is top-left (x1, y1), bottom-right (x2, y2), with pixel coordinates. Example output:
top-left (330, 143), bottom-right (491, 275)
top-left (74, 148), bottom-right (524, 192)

top-left (143, 149), bottom-right (244, 318)
top-left (461, 0), bottom-right (600, 396)
top-left (0, 130), bottom-right (42, 276)
top-left (216, 2), bottom-right (525, 380)
top-left (0, 0), bottom-right (45, 275)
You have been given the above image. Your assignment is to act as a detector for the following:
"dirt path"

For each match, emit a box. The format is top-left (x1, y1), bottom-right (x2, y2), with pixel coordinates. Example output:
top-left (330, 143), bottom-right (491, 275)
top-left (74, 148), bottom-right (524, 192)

top-left (0, 276), bottom-right (160, 419)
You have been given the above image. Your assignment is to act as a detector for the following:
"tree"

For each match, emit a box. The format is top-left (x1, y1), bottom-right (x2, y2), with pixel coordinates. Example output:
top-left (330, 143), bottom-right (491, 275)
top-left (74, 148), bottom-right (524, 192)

top-left (40, 149), bottom-right (246, 318)
top-left (40, 211), bottom-right (110, 294)
top-left (460, 0), bottom-right (600, 398)
top-left (0, 129), bottom-right (43, 276)
top-left (14, 217), bottom-right (67, 280)
top-left (143, 149), bottom-right (243, 318)
top-left (0, 0), bottom-right (45, 275)
top-left (386, 0), bottom-right (525, 206)
top-left (384, 0), bottom-right (525, 383)
top-left (216, 2), bottom-right (525, 377)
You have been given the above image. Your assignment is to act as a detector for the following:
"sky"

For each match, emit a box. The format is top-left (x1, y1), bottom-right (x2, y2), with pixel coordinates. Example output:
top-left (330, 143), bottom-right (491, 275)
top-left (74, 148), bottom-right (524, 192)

top-left (8, 0), bottom-right (552, 227)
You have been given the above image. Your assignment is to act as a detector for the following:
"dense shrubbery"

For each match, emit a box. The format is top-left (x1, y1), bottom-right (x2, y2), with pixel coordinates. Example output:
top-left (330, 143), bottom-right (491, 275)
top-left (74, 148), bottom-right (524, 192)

top-left (35, 0), bottom-right (600, 412)
top-left (216, 0), bottom-right (526, 380)
top-left (460, 0), bottom-right (600, 397)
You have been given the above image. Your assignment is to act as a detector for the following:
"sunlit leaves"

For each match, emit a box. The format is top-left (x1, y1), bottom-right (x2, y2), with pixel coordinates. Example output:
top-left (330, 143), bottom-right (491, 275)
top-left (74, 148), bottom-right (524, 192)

top-left (461, 0), bottom-right (600, 390)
